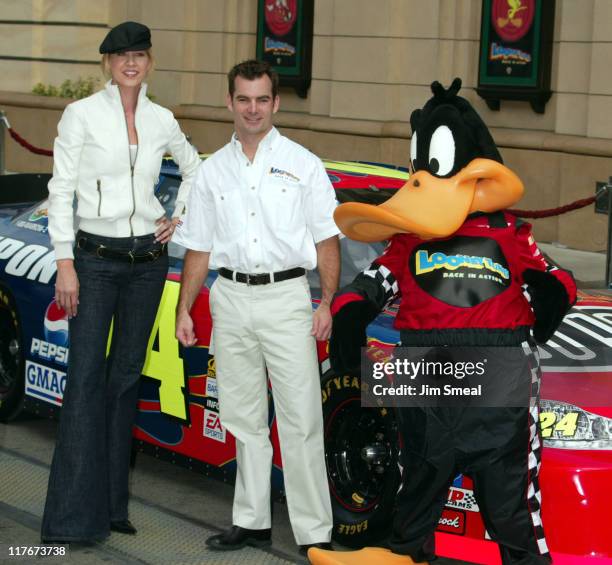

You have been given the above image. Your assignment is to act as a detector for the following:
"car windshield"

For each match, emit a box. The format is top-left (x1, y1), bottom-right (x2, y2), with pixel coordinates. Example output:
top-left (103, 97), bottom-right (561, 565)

top-left (158, 172), bottom-right (387, 293)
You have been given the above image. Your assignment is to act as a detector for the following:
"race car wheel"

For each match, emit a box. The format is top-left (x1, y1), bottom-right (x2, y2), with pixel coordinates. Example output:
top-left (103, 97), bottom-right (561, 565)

top-left (321, 369), bottom-right (400, 547)
top-left (0, 287), bottom-right (24, 422)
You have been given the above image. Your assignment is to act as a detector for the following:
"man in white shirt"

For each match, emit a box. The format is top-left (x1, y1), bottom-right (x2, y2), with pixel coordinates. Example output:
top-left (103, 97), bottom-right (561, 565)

top-left (174, 60), bottom-right (339, 555)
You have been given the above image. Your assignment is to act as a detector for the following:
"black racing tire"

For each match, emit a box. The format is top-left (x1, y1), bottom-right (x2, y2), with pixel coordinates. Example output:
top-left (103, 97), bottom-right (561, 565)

top-left (0, 286), bottom-right (24, 422)
top-left (321, 369), bottom-right (400, 548)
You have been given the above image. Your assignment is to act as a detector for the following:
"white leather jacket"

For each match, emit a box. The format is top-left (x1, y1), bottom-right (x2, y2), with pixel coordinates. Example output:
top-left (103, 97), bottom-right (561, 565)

top-left (48, 80), bottom-right (200, 260)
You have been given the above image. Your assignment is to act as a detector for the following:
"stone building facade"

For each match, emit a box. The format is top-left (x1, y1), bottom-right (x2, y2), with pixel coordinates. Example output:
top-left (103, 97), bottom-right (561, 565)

top-left (0, 0), bottom-right (609, 250)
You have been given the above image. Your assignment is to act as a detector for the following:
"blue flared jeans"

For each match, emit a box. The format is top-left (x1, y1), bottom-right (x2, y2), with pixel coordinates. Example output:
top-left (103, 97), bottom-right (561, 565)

top-left (41, 232), bottom-right (168, 542)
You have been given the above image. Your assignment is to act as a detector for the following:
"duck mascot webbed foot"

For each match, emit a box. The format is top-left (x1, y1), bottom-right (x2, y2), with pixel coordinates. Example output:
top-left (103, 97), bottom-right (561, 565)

top-left (319, 79), bottom-right (576, 565)
top-left (308, 547), bottom-right (427, 565)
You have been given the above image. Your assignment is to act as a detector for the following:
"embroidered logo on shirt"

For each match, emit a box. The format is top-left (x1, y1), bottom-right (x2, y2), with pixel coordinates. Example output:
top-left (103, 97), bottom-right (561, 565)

top-left (269, 167), bottom-right (300, 182)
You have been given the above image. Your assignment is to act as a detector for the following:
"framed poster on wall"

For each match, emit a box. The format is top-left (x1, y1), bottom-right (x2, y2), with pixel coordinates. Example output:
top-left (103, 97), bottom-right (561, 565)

top-left (476, 0), bottom-right (555, 113)
top-left (256, 0), bottom-right (314, 98)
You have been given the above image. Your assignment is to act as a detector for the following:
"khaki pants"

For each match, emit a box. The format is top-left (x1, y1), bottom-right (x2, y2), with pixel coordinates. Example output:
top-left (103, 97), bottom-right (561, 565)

top-left (209, 274), bottom-right (333, 544)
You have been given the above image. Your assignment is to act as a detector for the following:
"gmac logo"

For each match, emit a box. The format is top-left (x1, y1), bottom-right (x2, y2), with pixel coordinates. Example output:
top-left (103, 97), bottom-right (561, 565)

top-left (25, 360), bottom-right (66, 406)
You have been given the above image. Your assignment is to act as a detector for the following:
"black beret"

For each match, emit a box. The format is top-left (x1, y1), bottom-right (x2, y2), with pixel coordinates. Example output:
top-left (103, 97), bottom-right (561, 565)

top-left (99, 21), bottom-right (151, 54)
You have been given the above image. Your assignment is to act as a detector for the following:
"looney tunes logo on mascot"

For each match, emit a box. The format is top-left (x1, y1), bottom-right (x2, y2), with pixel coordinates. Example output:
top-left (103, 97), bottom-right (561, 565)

top-left (310, 79), bottom-right (576, 565)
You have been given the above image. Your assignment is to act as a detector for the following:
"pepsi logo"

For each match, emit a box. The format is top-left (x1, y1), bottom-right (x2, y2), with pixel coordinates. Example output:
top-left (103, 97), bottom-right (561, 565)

top-left (44, 300), bottom-right (69, 348)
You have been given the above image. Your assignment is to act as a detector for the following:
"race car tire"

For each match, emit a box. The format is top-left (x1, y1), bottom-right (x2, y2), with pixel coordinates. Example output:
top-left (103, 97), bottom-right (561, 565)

top-left (321, 369), bottom-right (400, 547)
top-left (0, 286), bottom-right (24, 422)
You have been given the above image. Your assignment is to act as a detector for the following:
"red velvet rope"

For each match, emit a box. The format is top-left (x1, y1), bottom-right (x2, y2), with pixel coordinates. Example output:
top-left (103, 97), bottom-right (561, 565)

top-left (8, 127), bottom-right (53, 157)
top-left (507, 195), bottom-right (598, 218)
top-left (3, 125), bottom-right (607, 219)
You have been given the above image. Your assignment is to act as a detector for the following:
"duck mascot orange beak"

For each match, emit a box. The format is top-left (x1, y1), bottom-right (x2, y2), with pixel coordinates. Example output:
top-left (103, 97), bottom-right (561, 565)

top-left (334, 78), bottom-right (523, 243)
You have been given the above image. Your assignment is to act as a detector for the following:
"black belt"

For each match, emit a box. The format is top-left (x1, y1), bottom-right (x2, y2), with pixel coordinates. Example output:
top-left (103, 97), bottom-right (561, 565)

top-left (218, 267), bottom-right (305, 285)
top-left (76, 237), bottom-right (167, 264)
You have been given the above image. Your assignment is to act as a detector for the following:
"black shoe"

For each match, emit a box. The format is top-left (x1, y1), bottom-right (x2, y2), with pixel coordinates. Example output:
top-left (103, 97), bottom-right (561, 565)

top-left (110, 519), bottom-right (137, 535)
top-left (299, 542), bottom-right (333, 556)
top-left (206, 525), bottom-right (272, 551)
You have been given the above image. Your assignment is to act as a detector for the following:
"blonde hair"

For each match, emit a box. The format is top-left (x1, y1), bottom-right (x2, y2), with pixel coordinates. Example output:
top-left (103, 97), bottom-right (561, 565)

top-left (100, 49), bottom-right (154, 80)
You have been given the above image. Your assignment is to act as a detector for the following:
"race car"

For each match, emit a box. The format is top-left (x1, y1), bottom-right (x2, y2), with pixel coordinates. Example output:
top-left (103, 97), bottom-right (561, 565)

top-left (0, 160), bottom-right (610, 564)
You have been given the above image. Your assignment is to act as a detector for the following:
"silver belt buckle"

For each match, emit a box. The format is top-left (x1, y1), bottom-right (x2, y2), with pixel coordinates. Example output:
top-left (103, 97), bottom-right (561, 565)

top-left (245, 273), bottom-right (252, 285)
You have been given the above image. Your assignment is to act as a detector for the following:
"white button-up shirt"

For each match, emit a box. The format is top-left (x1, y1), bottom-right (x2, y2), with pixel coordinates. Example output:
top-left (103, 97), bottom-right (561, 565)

top-left (173, 127), bottom-right (339, 272)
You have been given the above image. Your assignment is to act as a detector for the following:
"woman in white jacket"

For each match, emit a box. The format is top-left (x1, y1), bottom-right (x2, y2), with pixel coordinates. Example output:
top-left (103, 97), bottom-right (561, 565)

top-left (41, 21), bottom-right (200, 544)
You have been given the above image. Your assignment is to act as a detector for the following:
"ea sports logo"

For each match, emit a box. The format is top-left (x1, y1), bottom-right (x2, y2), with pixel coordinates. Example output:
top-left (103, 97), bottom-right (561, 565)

top-left (44, 300), bottom-right (69, 348)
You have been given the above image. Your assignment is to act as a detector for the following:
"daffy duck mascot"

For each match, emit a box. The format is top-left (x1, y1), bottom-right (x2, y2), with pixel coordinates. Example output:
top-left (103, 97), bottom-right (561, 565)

top-left (309, 79), bottom-right (576, 565)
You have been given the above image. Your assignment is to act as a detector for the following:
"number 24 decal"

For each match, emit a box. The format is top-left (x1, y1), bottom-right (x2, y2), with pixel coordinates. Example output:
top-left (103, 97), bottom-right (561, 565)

top-left (539, 412), bottom-right (579, 438)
